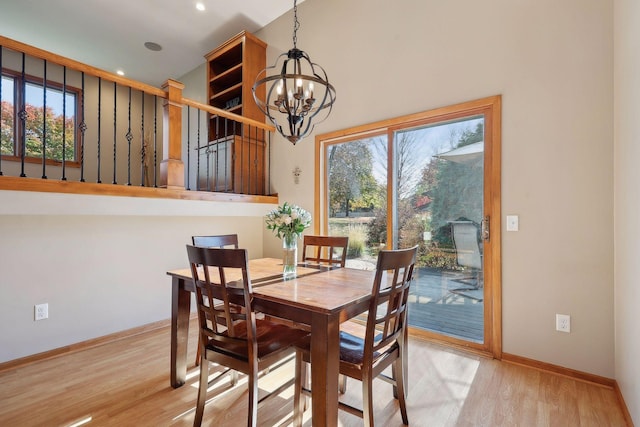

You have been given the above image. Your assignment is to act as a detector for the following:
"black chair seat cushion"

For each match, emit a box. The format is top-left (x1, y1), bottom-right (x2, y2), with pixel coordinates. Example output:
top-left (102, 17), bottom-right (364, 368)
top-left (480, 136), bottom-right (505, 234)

top-left (296, 330), bottom-right (388, 365)
top-left (339, 331), bottom-right (386, 365)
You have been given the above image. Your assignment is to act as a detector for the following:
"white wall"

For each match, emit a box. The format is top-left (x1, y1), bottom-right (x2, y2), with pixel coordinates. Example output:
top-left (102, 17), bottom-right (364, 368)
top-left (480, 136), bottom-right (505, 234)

top-left (614, 0), bottom-right (640, 422)
top-left (0, 191), bottom-right (273, 362)
top-left (256, 0), bottom-right (615, 378)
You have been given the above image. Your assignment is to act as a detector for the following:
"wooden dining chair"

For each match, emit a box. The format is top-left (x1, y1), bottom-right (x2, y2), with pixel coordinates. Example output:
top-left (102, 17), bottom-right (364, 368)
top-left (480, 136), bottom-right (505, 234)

top-left (302, 235), bottom-right (349, 267)
top-left (191, 234), bottom-right (240, 366)
top-left (186, 245), bottom-right (309, 427)
top-left (293, 245), bottom-right (418, 427)
top-left (192, 234), bottom-right (239, 249)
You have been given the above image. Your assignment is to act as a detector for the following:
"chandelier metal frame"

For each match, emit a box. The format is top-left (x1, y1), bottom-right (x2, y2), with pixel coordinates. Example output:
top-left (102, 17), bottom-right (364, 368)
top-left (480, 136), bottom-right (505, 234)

top-left (252, 0), bottom-right (336, 145)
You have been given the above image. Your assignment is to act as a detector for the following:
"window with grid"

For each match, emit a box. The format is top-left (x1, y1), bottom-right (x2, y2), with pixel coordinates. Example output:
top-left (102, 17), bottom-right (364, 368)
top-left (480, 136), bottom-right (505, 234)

top-left (1, 72), bottom-right (79, 164)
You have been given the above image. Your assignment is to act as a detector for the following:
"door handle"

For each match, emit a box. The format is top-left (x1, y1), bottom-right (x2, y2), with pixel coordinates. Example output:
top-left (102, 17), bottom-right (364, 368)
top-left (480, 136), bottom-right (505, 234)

top-left (481, 215), bottom-right (490, 241)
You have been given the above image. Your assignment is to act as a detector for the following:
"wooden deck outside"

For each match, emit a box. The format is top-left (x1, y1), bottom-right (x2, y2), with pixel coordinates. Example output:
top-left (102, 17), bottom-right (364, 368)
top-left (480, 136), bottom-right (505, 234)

top-left (407, 267), bottom-right (484, 343)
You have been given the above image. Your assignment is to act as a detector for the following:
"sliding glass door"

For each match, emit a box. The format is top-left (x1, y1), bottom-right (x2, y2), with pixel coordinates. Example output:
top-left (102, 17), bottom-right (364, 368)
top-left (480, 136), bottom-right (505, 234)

top-left (392, 117), bottom-right (485, 343)
top-left (318, 96), bottom-right (501, 355)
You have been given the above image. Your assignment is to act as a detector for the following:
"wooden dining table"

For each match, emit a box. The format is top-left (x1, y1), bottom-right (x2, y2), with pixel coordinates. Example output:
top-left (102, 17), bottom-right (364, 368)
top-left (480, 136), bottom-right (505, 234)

top-left (166, 258), bottom-right (376, 427)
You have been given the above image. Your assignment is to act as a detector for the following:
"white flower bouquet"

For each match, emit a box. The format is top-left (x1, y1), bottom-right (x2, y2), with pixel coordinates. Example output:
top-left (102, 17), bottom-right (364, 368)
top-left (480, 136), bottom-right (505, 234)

top-left (265, 202), bottom-right (312, 242)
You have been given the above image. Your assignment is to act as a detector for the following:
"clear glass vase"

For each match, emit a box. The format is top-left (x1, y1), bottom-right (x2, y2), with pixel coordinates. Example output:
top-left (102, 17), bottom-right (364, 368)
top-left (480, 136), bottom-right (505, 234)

top-left (282, 234), bottom-right (298, 279)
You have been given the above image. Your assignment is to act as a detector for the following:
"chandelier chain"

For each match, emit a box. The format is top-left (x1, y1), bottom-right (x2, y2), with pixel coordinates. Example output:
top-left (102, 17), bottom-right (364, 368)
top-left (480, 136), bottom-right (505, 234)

top-left (292, 0), bottom-right (299, 48)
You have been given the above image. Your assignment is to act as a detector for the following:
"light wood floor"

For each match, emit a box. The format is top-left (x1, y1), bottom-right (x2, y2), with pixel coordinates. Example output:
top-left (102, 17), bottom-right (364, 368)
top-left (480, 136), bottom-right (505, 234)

top-left (0, 319), bottom-right (628, 427)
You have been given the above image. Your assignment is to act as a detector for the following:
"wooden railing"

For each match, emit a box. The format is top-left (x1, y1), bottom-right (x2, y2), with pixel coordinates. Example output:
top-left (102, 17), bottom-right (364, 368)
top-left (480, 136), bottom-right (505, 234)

top-left (0, 35), bottom-right (277, 204)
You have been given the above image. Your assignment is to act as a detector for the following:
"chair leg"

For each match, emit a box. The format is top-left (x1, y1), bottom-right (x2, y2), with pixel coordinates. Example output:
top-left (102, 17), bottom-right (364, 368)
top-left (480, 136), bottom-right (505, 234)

top-left (193, 360), bottom-right (209, 427)
top-left (393, 359), bottom-right (409, 425)
top-left (293, 351), bottom-right (307, 427)
top-left (362, 371), bottom-right (375, 427)
top-left (391, 364), bottom-right (399, 399)
top-left (247, 362), bottom-right (259, 427)
top-left (338, 374), bottom-right (347, 394)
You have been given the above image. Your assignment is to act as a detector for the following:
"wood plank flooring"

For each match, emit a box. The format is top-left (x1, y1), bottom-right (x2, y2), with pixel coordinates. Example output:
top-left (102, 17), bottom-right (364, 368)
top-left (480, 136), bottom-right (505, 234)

top-left (0, 319), bottom-right (628, 426)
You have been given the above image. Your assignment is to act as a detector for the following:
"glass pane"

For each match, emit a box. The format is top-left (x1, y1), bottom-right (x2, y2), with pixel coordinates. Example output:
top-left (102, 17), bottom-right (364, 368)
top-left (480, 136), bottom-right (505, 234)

top-left (1, 75), bottom-right (15, 155)
top-left (24, 81), bottom-right (76, 160)
top-left (327, 136), bottom-right (387, 270)
top-left (394, 116), bottom-right (485, 343)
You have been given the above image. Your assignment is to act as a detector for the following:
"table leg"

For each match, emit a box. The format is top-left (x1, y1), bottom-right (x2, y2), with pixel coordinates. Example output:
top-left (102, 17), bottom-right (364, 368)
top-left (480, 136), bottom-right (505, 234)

top-left (310, 312), bottom-right (340, 427)
top-left (171, 277), bottom-right (191, 388)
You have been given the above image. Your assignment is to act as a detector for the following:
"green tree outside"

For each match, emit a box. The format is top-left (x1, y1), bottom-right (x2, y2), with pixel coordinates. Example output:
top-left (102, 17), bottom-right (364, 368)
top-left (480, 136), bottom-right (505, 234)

top-left (328, 139), bottom-right (379, 217)
top-left (0, 101), bottom-right (75, 161)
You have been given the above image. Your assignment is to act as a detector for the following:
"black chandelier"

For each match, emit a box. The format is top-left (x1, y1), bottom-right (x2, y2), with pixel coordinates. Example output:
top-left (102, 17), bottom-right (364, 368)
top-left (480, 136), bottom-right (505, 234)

top-left (252, 0), bottom-right (336, 145)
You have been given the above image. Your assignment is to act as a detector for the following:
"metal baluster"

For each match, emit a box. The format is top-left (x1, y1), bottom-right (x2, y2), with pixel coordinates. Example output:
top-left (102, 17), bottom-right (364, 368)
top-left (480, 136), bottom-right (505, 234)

top-left (249, 126), bottom-right (262, 194)
top-left (249, 125), bottom-right (254, 195)
top-left (253, 126), bottom-right (258, 195)
top-left (248, 124), bottom-right (252, 194)
top-left (249, 126), bottom-right (253, 194)
top-left (238, 121), bottom-right (243, 194)
top-left (224, 118), bottom-right (228, 192)
top-left (267, 131), bottom-right (271, 195)
top-left (79, 72), bottom-right (86, 182)
top-left (126, 86), bottom-right (132, 186)
top-left (140, 91), bottom-right (145, 186)
top-left (186, 106), bottom-right (190, 191)
top-left (153, 95), bottom-right (158, 188)
top-left (240, 122), bottom-right (244, 194)
top-left (41, 60), bottom-right (48, 179)
top-left (195, 109), bottom-right (201, 191)
top-left (61, 66), bottom-right (67, 181)
top-left (213, 117), bottom-right (220, 192)
top-left (206, 112), bottom-right (210, 192)
top-left (196, 109), bottom-right (201, 191)
top-left (97, 77), bottom-right (102, 183)
top-left (194, 109), bottom-right (202, 192)
top-left (196, 109), bottom-right (202, 191)
top-left (212, 115), bottom-right (219, 192)
top-left (257, 127), bottom-right (262, 195)
top-left (18, 53), bottom-right (27, 177)
top-left (249, 126), bottom-right (260, 194)
top-left (112, 81), bottom-right (117, 184)
top-left (262, 128), bottom-right (267, 195)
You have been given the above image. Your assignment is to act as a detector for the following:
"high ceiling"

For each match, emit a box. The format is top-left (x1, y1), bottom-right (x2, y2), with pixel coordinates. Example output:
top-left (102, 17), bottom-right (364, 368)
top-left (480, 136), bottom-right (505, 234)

top-left (0, 0), bottom-right (298, 87)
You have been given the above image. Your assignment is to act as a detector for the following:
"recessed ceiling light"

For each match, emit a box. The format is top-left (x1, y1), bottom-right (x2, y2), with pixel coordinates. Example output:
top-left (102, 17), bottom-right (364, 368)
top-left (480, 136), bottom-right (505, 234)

top-left (144, 41), bottom-right (163, 52)
top-left (196, 2), bottom-right (205, 11)
top-left (116, 70), bottom-right (125, 76)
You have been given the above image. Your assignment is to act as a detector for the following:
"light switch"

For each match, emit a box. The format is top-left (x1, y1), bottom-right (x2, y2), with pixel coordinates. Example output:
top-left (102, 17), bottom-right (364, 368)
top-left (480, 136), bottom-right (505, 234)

top-left (506, 215), bottom-right (519, 231)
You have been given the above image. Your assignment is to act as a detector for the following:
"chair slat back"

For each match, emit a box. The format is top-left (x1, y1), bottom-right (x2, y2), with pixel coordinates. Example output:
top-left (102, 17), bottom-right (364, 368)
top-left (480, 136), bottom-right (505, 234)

top-left (192, 234), bottom-right (239, 249)
top-left (302, 235), bottom-right (349, 267)
top-left (186, 245), bottom-right (257, 353)
top-left (366, 246), bottom-right (417, 359)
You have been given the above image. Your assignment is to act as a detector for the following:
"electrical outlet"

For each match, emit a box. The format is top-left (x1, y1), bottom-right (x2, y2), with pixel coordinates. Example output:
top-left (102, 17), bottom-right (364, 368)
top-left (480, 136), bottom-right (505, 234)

top-left (556, 313), bottom-right (570, 333)
top-left (35, 303), bottom-right (48, 321)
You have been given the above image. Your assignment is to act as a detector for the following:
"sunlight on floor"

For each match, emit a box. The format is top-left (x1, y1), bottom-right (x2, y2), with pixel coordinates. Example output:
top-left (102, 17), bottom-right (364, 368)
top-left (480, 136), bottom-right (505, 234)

top-left (66, 416), bottom-right (92, 427)
top-left (175, 358), bottom-right (301, 424)
top-left (418, 350), bottom-right (481, 424)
